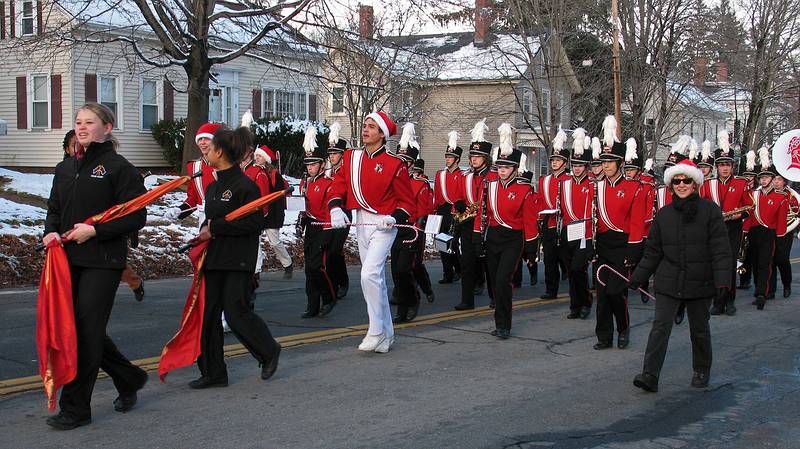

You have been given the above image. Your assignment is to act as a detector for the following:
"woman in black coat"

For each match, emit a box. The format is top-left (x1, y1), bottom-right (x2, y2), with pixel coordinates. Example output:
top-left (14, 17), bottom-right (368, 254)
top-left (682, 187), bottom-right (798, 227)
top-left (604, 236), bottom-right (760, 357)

top-left (629, 160), bottom-right (732, 393)
top-left (43, 103), bottom-right (148, 430)
top-left (188, 127), bottom-right (281, 389)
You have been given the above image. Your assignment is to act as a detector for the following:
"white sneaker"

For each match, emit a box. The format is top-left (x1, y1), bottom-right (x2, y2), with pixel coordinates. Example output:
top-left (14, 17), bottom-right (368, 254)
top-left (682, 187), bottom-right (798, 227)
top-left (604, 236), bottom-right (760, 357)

top-left (374, 335), bottom-right (395, 354)
top-left (358, 333), bottom-right (386, 351)
top-left (222, 318), bottom-right (232, 333)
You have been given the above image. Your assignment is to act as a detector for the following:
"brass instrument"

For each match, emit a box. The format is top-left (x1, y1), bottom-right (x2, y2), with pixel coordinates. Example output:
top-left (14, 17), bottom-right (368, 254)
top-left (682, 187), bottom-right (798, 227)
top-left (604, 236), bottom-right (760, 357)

top-left (786, 187), bottom-right (800, 233)
top-left (453, 202), bottom-right (480, 223)
top-left (722, 205), bottom-right (754, 221)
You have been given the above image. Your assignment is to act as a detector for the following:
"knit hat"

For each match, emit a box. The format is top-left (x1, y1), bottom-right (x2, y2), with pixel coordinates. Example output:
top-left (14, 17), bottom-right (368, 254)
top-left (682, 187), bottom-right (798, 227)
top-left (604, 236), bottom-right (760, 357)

top-left (195, 123), bottom-right (222, 143)
top-left (365, 111), bottom-right (397, 138)
top-left (664, 159), bottom-right (704, 186)
top-left (255, 145), bottom-right (278, 166)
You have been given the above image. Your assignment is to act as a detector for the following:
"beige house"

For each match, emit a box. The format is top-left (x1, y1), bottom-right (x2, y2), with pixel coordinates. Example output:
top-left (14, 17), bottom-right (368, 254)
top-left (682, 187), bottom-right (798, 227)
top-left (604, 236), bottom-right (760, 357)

top-left (0, 1), bottom-right (321, 168)
top-left (322, 3), bottom-right (581, 179)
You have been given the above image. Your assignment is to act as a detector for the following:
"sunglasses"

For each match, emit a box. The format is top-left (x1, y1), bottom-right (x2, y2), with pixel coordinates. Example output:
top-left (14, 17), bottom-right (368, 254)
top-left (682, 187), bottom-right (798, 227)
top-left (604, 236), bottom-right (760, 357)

top-left (671, 178), bottom-right (694, 186)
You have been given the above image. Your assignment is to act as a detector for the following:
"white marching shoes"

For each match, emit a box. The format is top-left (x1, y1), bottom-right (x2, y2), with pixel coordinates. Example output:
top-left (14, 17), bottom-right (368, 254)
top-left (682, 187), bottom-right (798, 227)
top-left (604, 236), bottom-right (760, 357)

top-left (374, 335), bottom-right (394, 353)
top-left (358, 332), bottom-right (387, 352)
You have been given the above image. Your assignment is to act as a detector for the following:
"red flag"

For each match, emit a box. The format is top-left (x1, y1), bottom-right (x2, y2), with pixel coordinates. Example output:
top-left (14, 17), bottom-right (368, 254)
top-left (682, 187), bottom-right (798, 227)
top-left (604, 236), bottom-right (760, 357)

top-left (36, 241), bottom-right (77, 411)
top-left (85, 175), bottom-right (194, 226)
top-left (158, 241), bottom-right (209, 381)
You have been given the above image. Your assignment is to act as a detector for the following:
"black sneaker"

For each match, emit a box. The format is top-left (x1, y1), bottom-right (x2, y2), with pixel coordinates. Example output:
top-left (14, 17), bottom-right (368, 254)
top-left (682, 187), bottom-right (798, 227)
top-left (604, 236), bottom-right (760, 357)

top-left (756, 295), bottom-right (766, 310)
top-left (188, 376), bottom-right (228, 389)
top-left (261, 345), bottom-right (281, 380)
top-left (691, 371), bottom-right (709, 388)
top-left (133, 282), bottom-right (145, 302)
top-left (46, 412), bottom-right (91, 430)
top-left (633, 373), bottom-right (659, 392)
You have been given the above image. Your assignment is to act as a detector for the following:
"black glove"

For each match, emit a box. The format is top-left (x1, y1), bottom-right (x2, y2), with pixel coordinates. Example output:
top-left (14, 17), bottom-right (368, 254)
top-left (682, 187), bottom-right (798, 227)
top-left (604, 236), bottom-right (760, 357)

top-left (454, 200), bottom-right (467, 214)
top-left (625, 242), bottom-right (644, 267)
top-left (472, 233), bottom-right (484, 256)
top-left (524, 238), bottom-right (539, 258)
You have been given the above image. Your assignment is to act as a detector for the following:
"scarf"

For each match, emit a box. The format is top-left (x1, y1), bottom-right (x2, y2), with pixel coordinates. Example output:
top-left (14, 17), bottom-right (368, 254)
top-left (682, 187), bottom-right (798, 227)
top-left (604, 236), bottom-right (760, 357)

top-left (671, 192), bottom-right (699, 223)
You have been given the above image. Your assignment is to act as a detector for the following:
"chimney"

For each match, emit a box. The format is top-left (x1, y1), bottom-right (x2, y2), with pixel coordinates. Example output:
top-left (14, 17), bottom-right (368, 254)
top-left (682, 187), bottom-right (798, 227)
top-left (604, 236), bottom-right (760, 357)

top-left (358, 4), bottom-right (374, 41)
top-left (693, 57), bottom-right (708, 87)
top-left (714, 62), bottom-right (728, 83)
top-left (474, 0), bottom-right (492, 46)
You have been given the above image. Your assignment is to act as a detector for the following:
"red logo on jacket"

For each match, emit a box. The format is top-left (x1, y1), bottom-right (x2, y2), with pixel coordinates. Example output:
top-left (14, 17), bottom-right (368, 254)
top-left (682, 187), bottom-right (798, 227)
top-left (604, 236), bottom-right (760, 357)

top-left (91, 165), bottom-right (106, 178)
top-left (221, 190), bottom-right (233, 201)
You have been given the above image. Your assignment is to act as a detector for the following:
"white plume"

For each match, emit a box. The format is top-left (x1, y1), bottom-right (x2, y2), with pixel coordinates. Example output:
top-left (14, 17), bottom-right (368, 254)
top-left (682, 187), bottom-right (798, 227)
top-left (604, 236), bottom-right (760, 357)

top-left (688, 138), bottom-right (699, 160)
top-left (746, 150), bottom-right (757, 171)
top-left (518, 152), bottom-right (527, 174)
top-left (717, 129), bottom-right (730, 155)
top-left (602, 115), bottom-right (619, 147)
top-left (553, 127), bottom-right (567, 151)
top-left (491, 146), bottom-right (499, 163)
top-left (470, 118), bottom-right (488, 143)
top-left (302, 125), bottom-right (318, 153)
top-left (572, 128), bottom-right (586, 156)
top-left (701, 140), bottom-right (712, 161)
top-left (591, 137), bottom-right (602, 159)
top-left (625, 138), bottom-right (638, 162)
top-left (240, 109), bottom-right (254, 128)
top-left (448, 130), bottom-right (459, 150)
top-left (328, 122), bottom-right (341, 146)
top-left (498, 123), bottom-right (514, 157)
top-left (758, 146), bottom-right (771, 169)
top-left (399, 123), bottom-right (416, 150)
top-left (584, 134), bottom-right (591, 150)
top-left (671, 135), bottom-right (691, 155)
top-left (644, 158), bottom-right (654, 172)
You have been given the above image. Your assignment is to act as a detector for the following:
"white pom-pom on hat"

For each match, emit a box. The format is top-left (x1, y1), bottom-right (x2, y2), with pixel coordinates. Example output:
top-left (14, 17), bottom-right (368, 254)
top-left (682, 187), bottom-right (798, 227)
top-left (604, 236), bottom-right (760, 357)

top-left (399, 123), bottom-right (416, 150)
top-left (602, 115), bottom-right (618, 147)
top-left (625, 138), bottom-right (638, 163)
top-left (498, 123), bottom-right (514, 157)
top-left (328, 122), bottom-right (341, 146)
top-left (758, 146), bottom-right (771, 169)
top-left (671, 135), bottom-right (691, 155)
top-left (644, 158), bottom-right (654, 172)
top-left (470, 119), bottom-right (488, 143)
top-left (746, 150), bottom-right (757, 171)
top-left (572, 128), bottom-right (586, 156)
top-left (717, 129), bottom-right (730, 155)
top-left (553, 127), bottom-right (567, 151)
top-left (701, 140), bottom-right (712, 160)
top-left (688, 138), bottom-right (699, 160)
top-left (591, 137), bottom-right (601, 159)
top-left (302, 125), bottom-right (318, 153)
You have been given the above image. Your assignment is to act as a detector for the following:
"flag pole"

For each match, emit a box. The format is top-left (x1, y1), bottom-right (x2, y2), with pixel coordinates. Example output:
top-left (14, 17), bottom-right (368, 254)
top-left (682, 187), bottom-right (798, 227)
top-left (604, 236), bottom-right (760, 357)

top-left (612, 0), bottom-right (623, 140)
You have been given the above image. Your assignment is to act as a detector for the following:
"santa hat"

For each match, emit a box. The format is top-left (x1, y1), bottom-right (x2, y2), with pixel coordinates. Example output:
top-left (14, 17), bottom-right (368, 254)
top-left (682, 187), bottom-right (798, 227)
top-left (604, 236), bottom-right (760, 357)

top-left (365, 111), bottom-right (397, 138)
top-left (664, 159), bottom-right (704, 187)
top-left (254, 145), bottom-right (278, 166)
top-left (195, 123), bottom-right (222, 143)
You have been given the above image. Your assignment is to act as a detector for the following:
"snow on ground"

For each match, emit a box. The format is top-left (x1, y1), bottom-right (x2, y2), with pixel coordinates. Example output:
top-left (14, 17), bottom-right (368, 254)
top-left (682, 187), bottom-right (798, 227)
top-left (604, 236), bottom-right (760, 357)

top-left (0, 198), bottom-right (47, 236)
top-left (0, 168), bottom-right (54, 199)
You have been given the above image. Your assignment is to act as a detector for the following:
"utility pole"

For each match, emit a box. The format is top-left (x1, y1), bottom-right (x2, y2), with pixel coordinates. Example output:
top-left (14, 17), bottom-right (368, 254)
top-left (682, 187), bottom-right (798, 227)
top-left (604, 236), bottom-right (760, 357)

top-left (611, 0), bottom-right (623, 140)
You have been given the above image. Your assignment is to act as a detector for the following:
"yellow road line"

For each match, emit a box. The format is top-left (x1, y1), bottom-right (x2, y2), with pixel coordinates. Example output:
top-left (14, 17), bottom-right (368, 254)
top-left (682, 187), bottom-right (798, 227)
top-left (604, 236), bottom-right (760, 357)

top-left (0, 294), bottom-right (570, 397)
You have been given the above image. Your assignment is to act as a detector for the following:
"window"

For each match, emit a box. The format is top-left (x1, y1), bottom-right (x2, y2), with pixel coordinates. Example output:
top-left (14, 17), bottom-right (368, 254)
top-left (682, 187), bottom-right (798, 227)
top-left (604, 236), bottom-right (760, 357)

top-left (31, 74), bottom-right (49, 128)
top-left (556, 92), bottom-right (567, 127)
top-left (262, 89), bottom-right (308, 119)
top-left (275, 91), bottom-right (294, 117)
top-left (522, 89), bottom-right (533, 121)
top-left (541, 89), bottom-right (550, 126)
top-left (331, 87), bottom-right (344, 114)
top-left (263, 90), bottom-right (274, 118)
top-left (401, 89), bottom-right (413, 118)
top-left (645, 118), bottom-right (655, 141)
top-left (21, 1), bottom-right (34, 36)
top-left (141, 79), bottom-right (159, 130)
top-left (99, 76), bottom-right (120, 126)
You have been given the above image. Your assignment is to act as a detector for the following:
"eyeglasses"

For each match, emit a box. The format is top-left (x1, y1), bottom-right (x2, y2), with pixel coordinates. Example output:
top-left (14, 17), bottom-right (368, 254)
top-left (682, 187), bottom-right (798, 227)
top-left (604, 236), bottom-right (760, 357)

top-left (671, 178), bottom-right (694, 186)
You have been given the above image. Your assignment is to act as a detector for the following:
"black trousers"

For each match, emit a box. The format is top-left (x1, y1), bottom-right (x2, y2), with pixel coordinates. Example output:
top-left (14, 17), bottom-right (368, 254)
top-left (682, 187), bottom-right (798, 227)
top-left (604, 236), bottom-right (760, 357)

top-left (749, 226), bottom-right (776, 297)
top-left (740, 235), bottom-right (754, 285)
top-left (512, 252), bottom-right (537, 286)
top-left (413, 237), bottom-right (433, 295)
top-left (486, 227), bottom-right (524, 331)
top-left (459, 220), bottom-right (491, 307)
top-left (542, 227), bottom-right (561, 295)
top-left (327, 226), bottom-right (350, 291)
top-left (560, 229), bottom-right (593, 311)
top-left (304, 225), bottom-right (336, 313)
top-left (199, 270), bottom-right (279, 380)
top-left (595, 231), bottom-right (630, 343)
top-left (391, 234), bottom-right (420, 308)
top-left (643, 295), bottom-right (712, 378)
top-left (770, 232), bottom-right (793, 294)
top-left (436, 204), bottom-right (461, 280)
top-left (715, 219), bottom-right (743, 309)
top-left (59, 267), bottom-right (146, 420)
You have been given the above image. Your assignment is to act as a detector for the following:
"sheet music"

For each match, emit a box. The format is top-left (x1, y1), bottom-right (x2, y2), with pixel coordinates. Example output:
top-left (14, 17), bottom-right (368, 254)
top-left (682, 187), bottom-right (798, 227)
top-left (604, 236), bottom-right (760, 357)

top-left (425, 215), bottom-right (443, 234)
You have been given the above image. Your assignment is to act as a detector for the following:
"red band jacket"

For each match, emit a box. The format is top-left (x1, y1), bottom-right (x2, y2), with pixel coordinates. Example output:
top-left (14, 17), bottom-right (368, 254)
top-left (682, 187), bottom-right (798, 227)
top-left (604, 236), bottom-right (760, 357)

top-left (302, 173), bottom-right (334, 229)
top-left (537, 170), bottom-right (569, 229)
top-left (559, 174), bottom-right (594, 240)
top-left (434, 165), bottom-right (465, 210)
top-left (474, 177), bottom-right (539, 241)
top-left (744, 188), bottom-right (788, 237)
top-left (596, 174), bottom-right (647, 243)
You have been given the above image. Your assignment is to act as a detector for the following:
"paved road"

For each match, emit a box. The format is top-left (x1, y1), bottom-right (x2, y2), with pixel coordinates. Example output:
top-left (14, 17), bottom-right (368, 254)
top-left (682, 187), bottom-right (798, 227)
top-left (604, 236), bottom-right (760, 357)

top-left (1, 252), bottom-right (800, 448)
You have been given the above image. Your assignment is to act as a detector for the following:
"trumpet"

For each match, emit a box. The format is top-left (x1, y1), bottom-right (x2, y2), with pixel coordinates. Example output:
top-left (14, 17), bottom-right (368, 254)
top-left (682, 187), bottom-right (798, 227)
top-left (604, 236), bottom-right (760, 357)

top-left (722, 205), bottom-right (754, 221)
top-left (454, 202), bottom-right (480, 223)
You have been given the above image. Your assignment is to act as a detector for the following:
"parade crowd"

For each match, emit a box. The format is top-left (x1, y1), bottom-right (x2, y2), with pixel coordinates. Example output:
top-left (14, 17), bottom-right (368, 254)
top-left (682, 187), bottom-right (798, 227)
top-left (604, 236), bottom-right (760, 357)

top-left (40, 103), bottom-right (797, 430)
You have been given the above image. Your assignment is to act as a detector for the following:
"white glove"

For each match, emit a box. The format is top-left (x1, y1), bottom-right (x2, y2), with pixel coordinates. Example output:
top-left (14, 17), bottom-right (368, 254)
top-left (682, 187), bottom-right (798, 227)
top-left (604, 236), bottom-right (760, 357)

top-left (164, 207), bottom-right (182, 220)
top-left (330, 207), bottom-right (350, 229)
top-left (377, 215), bottom-right (396, 231)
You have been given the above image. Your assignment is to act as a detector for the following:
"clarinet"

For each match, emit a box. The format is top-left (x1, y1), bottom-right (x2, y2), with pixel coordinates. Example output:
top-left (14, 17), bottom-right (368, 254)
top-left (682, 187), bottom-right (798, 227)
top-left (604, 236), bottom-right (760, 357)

top-left (591, 177), bottom-right (599, 251)
top-left (555, 176), bottom-right (562, 247)
top-left (479, 178), bottom-right (489, 258)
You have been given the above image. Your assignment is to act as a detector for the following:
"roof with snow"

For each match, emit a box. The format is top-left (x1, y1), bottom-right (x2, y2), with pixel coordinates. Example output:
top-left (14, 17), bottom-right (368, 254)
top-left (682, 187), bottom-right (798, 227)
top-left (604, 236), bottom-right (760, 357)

top-left (667, 81), bottom-right (728, 114)
top-left (383, 31), bottom-right (543, 82)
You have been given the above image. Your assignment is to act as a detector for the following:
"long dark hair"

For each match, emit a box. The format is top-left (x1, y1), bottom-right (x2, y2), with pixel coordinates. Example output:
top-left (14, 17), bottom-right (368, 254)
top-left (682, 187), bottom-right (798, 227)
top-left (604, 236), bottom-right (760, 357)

top-left (212, 126), bottom-right (253, 165)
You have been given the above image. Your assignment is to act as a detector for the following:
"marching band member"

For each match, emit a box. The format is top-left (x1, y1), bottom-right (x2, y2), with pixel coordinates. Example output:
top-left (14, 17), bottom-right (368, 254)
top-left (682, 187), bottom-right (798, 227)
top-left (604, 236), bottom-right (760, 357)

top-left (43, 103), bottom-right (148, 430)
top-left (589, 137), bottom-right (604, 181)
top-left (743, 148), bottom-right (788, 310)
top-left (737, 150), bottom-right (758, 290)
top-left (593, 116), bottom-right (647, 350)
top-left (695, 139), bottom-right (716, 186)
top-left (454, 119), bottom-right (496, 310)
top-left (475, 124), bottom-right (539, 339)
top-left (299, 127), bottom-right (338, 318)
top-left (409, 158), bottom-right (435, 303)
top-left (165, 123), bottom-right (220, 223)
top-left (328, 111), bottom-right (415, 353)
top-left (325, 123), bottom-right (351, 299)
top-left (702, 130), bottom-right (751, 315)
top-left (512, 171), bottom-right (539, 288)
top-left (189, 126), bottom-right (282, 389)
top-left (258, 146), bottom-right (294, 279)
top-left (769, 175), bottom-right (797, 298)
top-left (243, 145), bottom-right (273, 309)
top-left (630, 159), bottom-right (732, 393)
top-left (558, 128), bottom-right (594, 319)
top-left (391, 123), bottom-right (425, 323)
top-left (538, 128), bottom-right (571, 300)
top-left (434, 131), bottom-right (465, 284)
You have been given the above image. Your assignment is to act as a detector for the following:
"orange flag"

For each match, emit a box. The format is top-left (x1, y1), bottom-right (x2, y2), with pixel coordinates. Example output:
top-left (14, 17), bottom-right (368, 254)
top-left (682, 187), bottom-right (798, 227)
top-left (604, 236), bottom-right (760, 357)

top-left (224, 187), bottom-right (292, 221)
top-left (85, 175), bottom-right (195, 225)
top-left (158, 240), bottom-right (209, 381)
top-left (36, 241), bottom-right (77, 411)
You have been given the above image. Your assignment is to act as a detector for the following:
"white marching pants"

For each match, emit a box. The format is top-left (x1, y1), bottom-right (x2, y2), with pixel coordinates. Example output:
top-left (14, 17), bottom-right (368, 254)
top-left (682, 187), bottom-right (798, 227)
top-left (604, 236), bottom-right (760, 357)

top-left (255, 230), bottom-right (266, 273)
top-left (354, 210), bottom-right (397, 338)
top-left (265, 228), bottom-right (293, 268)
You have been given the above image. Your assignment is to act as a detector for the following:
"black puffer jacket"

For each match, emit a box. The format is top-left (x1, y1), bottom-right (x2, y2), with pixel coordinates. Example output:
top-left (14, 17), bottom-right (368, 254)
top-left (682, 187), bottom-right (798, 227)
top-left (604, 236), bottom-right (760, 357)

top-left (631, 193), bottom-right (732, 299)
top-left (204, 165), bottom-right (264, 272)
top-left (44, 140), bottom-right (146, 269)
